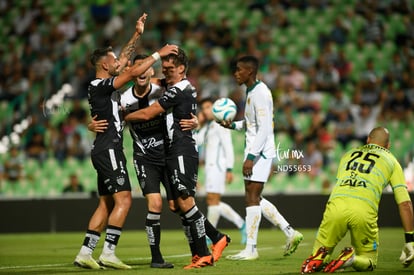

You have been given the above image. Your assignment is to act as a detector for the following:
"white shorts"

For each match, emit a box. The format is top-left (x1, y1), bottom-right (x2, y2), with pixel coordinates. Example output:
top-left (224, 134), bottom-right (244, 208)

top-left (244, 156), bottom-right (273, 183)
top-left (204, 164), bottom-right (226, 194)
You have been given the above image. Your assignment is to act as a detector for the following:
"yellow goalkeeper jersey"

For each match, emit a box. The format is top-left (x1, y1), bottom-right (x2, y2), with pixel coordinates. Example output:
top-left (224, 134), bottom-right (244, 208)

top-left (329, 144), bottom-right (410, 211)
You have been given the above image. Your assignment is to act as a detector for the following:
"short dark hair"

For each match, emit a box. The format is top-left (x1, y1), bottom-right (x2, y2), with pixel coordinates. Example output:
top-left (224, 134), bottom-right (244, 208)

top-left (237, 55), bottom-right (259, 74)
top-left (90, 46), bottom-right (113, 67)
top-left (162, 48), bottom-right (188, 72)
top-left (199, 97), bottom-right (215, 106)
top-left (133, 54), bottom-right (149, 63)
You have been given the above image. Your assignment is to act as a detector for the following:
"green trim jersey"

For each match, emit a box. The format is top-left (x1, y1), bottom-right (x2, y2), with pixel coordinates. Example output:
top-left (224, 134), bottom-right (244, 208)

top-left (330, 144), bottom-right (410, 211)
top-left (233, 80), bottom-right (276, 159)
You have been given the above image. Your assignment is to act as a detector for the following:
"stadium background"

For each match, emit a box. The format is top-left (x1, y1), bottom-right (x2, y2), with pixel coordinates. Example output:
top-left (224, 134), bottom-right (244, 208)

top-left (0, 0), bottom-right (414, 231)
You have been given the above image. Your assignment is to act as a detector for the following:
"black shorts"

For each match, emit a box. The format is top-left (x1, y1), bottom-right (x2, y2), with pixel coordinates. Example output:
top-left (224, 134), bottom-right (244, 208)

top-left (165, 155), bottom-right (198, 199)
top-left (133, 157), bottom-right (173, 200)
top-left (91, 149), bottom-right (131, 196)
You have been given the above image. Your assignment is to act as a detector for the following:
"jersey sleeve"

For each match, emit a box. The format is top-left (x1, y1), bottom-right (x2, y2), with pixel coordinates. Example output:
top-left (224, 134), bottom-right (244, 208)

top-left (232, 120), bottom-right (245, 131)
top-left (249, 91), bottom-right (273, 157)
top-left (158, 86), bottom-right (181, 110)
top-left (390, 159), bottom-right (411, 204)
top-left (119, 89), bottom-right (137, 109)
top-left (97, 77), bottom-right (116, 96)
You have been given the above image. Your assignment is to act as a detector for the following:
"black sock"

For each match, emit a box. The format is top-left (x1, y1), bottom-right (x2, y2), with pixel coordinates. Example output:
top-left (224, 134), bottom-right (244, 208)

top-left (181, 214), bottom-right (196, 256)
top-left (104, 225), bottom-right (122, 252)
top-left (146, 212), bottom-right (163, 263)
top-left (203, 215), bottom-right (223, 244)
top-left (184, 206), bottom-right (210, 257)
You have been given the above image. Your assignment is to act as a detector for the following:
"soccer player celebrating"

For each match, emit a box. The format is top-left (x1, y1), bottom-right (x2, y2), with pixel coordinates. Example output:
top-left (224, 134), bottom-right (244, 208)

top-left (196, 97), bottom-right (247, 244)
top-left (301, 126), bottom-right (414, 273)
top-left (223, 56), bottom-right (303, 260)
top-left (74, 13), bottom-right (178, 270)
top-left (124, 48), bottom-right (230, 269)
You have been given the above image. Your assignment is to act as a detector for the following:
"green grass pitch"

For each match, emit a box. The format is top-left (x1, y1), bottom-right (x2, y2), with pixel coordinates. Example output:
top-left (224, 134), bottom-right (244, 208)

top-left (0, 228), bottom-right (412, 274)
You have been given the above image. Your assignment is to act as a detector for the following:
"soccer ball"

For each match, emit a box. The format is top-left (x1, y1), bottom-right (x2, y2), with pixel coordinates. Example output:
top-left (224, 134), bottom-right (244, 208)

top-left (212, 98), bottom-right (237, 122)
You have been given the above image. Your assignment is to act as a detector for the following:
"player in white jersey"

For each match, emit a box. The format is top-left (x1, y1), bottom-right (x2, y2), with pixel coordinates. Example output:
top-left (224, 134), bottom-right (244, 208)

top-left (224, 56), bottom-right (303, 260)
top-left (196, 97), bottom-right (246, 244)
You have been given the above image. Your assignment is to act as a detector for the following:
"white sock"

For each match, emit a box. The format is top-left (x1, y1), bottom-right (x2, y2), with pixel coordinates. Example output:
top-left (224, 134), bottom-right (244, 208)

top-left (79, 231), bottom-right (100, 255)
top-left (207, 205), bottom-right (220, 227)
top-left (245, 205), bottom-right (261, 249)
top-left (219, 202), bottom-right (245, 229)
top-left (260, 197), bottom-right (294, 238)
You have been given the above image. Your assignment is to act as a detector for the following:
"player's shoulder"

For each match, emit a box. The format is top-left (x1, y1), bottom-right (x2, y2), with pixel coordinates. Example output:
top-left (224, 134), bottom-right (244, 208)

top-left (169, 79), bottom-right (196, 98)
top-left (89, 77), bottom-right (115, 88)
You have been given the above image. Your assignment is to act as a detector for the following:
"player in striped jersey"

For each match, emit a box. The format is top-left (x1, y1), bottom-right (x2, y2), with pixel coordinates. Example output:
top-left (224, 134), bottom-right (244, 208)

top-left (74, 13), bottom-right (179, 270)
top-left (301, 127), bottom-right (414, 273)
top-left (224, 56), bottom-right (303, 260)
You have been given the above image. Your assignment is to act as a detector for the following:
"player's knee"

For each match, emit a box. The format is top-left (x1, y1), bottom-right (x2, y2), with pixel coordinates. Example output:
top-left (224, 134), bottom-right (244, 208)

top-left (148, 199), bottom-right (163, 213)
top-left (353, 256), bottom-right (376, 271)
top-left (115, 192), bottom-right (132, 211)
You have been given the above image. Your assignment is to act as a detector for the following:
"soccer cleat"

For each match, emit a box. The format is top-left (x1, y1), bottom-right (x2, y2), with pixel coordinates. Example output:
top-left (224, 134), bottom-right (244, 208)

top-left (226, 249), bottom-right (259, 260)
top-left (74, 254), bottom-right (102, 269)
top-left (98, 253), bottom-right (131, 269)
top-left (240, 223), bottom-right (247, 244)
top-left (150, 261), bottom-right (174, 268)
top-left (323, 247), bottom-right (355, 273)
top-left (183, 254), bottom-right (214, 269)
top-left (284, 230), bottom-right (304, 256)
top-left (211, 234), bottom-right (231, 262)
top-left (301, 247), bottom-right (328, 274)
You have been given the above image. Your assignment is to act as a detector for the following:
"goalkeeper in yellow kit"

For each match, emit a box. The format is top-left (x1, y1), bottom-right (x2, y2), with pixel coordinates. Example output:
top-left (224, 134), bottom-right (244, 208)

top-left (301, 127), bottom-right (414, 273)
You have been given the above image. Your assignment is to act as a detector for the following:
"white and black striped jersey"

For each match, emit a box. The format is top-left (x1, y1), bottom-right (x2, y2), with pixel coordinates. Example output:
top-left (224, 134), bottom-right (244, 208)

top-left (120, 83), bottom-right (166, 165)
top-left (158, 79), bottom-right (198, 158)
top-left (88, 77), bottom-right (124, 154)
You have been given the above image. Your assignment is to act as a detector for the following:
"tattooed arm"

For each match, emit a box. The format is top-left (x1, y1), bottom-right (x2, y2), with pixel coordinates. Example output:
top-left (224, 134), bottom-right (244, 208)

top-left (118, 13), bottom-right (147, 71)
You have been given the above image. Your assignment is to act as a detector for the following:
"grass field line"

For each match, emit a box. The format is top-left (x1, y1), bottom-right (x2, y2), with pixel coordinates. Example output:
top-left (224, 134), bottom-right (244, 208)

top-left (0, 244), bottom-right (312, 270)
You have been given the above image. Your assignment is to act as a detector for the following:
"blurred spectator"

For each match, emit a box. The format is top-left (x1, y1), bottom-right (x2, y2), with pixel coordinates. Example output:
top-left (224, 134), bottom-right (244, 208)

top-left (385, 51), bottom-right (405, 84)
top-left (274, 103), bottom-right (299, 140)
top-left (50, 123), bottom-right (67, 165)
top-left (25, 132), bottom-right (47, 164)
top-left (330, 16), bottom-right (350, 45)
top-left (67, 132), bottom-right (88, 161)
top-left (355, 58), bottom-right (383, 105)
top-left (326, 89), bottom-right (351, 122)
top-left (316, 123), bottom-right (335, 167)
top-left (261, 62), bottom-right (279, 91)
top-left (333, 109), bottom-right (354, 149)
top-left (383, 88), bottom-right (412, 122)
top-left (361, 10), bottom-right (385, 46)
top-left (63, 174), bottom-right (85, 193)
top-left (90, 0), bottom-right (112, 25)
top-left (349, 102), bottom-right (382, 143)
top-left (298, 47), bottom-right (316, 73)
top-left (274, 45), bottom-right (291, 75)
top-left (297, 82), bottom-right (323, 113)
top-left (199, 64), bottom-right (230, 100)
top-left (301, 140), bottom-right (323, 181)
top-left (57, 10), bottom-right (79, 43)
top-left (283, 63), bottom-right (307, 91)
top-left (334, 50), bottom-right (352, 84)
top-left (29, 50), bottom-right (53, 83)
top-left (315, 60), bottom-right (340, 92)
top-left (4, 147), bottom-right (24, 182)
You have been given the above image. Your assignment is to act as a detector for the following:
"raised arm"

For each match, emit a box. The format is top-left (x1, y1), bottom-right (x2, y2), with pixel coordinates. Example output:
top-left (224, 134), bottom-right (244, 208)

top-left (114, 44), bottom-right (178, 90)
top-left (118, 13), bottom-right (147, 71)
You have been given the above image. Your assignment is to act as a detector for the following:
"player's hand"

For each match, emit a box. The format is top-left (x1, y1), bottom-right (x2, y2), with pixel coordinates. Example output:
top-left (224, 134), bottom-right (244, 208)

top-left (226, 171), bottom-right (233, 184)
top-left (158, 44), bottom-right (179, 57)
top-left (180, 113), bottom-right (198, 131)
top-left (219, 120), bottom-right (233, 129)
top-left (88, 115), bottom-right (108, 133)
top-left (243, 159), bottom-right (253, 178)
top-left (400, 242), bottom-right (414, 267)
top-left (136, 13), bottom-right (147, 35)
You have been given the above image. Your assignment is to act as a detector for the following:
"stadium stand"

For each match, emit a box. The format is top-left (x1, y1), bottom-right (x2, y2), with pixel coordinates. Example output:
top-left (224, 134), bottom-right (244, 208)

top-left (0, 0), bottom-right (413, 198)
